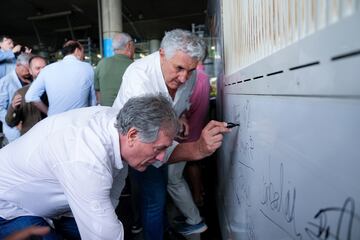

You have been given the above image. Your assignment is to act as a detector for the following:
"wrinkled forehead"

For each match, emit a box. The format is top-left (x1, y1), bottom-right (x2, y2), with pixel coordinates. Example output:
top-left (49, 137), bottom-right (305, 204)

top-left (169, 51), bottom-right (199, 67)
top-left (30, 58), bottom-right (46, 67)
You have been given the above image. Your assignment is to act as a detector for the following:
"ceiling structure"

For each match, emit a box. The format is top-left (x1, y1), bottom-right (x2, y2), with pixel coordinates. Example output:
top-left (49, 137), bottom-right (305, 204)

top-left (1, 0), bottom-right (208, 53)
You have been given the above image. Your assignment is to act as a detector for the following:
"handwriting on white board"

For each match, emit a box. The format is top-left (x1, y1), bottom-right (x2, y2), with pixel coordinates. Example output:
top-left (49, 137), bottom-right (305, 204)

top-left (260, 161), bottom-right (302, 239)
top-left (306, 197), bottom-right (360, 240)
top-left (258, 161), bottom-right (360, 240)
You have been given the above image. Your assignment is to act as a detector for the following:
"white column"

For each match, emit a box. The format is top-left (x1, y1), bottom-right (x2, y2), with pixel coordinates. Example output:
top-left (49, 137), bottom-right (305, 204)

top-left (101, 0), bottom-right (122, 57)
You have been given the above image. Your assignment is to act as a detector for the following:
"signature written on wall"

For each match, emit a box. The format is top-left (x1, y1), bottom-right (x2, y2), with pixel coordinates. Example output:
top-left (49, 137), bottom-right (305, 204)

top-left (258, 161), bottom-right (360, 240)
top-left (260, 161), bottom-right (302, 240)
top-left (305, 197), bottom-right (360, 240)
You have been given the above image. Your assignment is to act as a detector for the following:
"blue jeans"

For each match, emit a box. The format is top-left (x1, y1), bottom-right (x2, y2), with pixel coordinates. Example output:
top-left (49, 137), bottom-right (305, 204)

top-left (132, 165), bottom-right (168, 240)
top-left (0, 216), bottom-right (80, 240)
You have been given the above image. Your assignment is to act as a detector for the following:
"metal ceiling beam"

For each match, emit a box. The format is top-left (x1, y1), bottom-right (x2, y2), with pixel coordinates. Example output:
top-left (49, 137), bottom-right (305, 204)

top-left (54, 25), bottom-right (92, 33)
top-left (27, 10), bottom-right (72, 20)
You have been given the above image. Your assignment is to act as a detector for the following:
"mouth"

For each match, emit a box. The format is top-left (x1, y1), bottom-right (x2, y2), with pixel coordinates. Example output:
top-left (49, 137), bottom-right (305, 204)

top-left (137, 158), bottom-right (157, 170)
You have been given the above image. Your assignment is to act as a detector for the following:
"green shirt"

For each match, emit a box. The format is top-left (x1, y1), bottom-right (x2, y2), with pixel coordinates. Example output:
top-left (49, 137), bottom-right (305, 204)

top-left (94, 54), bottom-right (133, 106)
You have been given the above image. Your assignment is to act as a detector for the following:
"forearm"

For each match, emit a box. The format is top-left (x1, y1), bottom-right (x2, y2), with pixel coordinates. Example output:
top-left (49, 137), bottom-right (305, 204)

top-left (168, 141), bottom-right (203, 164)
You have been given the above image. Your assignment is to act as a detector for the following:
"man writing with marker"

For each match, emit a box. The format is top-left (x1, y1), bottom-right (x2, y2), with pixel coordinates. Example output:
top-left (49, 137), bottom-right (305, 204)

top-left (0, 94), bottom-right (229, 239)
top-left (112, 29), bottom-right (230, 239)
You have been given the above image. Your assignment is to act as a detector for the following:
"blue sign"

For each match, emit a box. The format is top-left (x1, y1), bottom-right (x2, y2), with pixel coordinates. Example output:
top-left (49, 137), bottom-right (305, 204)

top-left (103, 38), bottom-right (114, 57)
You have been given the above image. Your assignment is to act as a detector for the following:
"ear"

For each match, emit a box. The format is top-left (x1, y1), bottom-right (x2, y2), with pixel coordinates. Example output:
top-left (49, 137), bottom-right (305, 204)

top-left (74, 48), bottom-right (83, 60)
top-left (159, 48), bottom-right (167, 66)
top-left (126, 127), bottom-right (138, 147)
top-left (159, 48), bottom-right (165, 57)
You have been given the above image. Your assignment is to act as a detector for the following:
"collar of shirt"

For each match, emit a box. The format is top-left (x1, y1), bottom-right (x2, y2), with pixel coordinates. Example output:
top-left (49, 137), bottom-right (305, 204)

top-left (63, 55), bottom-right (79, 61)
top-left (107, 115), bottom-right (123, 169)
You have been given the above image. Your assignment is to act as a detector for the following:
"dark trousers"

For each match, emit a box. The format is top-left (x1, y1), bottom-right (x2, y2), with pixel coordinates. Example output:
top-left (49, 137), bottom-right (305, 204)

top-left (0, 216), bottom-right (81, 240)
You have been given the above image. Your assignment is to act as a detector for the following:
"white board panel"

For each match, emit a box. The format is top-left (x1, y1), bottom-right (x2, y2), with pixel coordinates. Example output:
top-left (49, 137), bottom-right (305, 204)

top-left (218, 11), bottom-right (360, 240)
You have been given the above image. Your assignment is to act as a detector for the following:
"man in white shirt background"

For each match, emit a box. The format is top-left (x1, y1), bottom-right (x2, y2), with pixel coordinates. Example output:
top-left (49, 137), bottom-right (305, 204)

top-left (0, 94), bottom-right (230, 240)
top-left (25, 40), bottom-right (96, 116)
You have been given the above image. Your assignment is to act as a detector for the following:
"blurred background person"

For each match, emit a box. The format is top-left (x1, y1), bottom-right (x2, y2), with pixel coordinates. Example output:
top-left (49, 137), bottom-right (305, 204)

top-left (95, 32), bottom-right (134, 106)
top-left (25, 40), bottom-right (96, 116)
top-left (0, 35), bottom-right (21, 79)
top-left (6, 55), bottom-right (47, 136)
top-left (0, 53), bottom-right (32, 143)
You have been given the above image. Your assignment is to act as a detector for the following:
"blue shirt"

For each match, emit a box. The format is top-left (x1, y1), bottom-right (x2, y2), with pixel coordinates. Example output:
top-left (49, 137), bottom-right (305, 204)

top-left (25, 55), bottom-right (96, 116)
top-left (0, 50), bottom-right (16, 79)
top-left (0, 70), bottom-right (23, 141)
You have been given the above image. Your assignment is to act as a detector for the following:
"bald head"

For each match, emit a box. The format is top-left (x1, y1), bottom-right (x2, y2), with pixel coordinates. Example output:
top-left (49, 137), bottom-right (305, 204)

top-left (29, 56), bottom-right (47, 79)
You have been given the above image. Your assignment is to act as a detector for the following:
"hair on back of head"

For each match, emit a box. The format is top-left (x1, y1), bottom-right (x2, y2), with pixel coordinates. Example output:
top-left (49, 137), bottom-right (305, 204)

top-left (61, 40), bottom-right (82, 56)
top-left (116, 94), bottom-right (178, 143)
top-left (112, 33), bottom-right (133, 50)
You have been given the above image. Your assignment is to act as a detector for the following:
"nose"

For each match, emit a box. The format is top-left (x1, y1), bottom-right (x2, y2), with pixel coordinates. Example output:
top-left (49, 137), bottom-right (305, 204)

top-left (156, 151), bottom-right (166, 162)
top-left (178, 71), bottom-right (189, 83)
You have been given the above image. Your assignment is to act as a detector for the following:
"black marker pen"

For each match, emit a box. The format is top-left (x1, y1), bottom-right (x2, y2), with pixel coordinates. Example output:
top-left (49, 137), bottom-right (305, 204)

top-left (226, 122), bottom-right (240, 128)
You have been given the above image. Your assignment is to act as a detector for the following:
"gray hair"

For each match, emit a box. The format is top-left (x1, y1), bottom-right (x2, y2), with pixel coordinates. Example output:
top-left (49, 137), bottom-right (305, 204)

top-left (112, 33), bottom-right (133, 50)
top-left (116, 94), bottom-right (179, 143)
top-left (160, 29), bottom-right (206, 61)
top-left (16, 53), bottom-right (31, 66)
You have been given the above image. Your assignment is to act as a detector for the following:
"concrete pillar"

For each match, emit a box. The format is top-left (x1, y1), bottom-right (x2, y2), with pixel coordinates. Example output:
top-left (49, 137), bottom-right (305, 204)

top-left (101, 0), bottom-right (122, 57)
top-left (149, 39), bottom-right (160, 53)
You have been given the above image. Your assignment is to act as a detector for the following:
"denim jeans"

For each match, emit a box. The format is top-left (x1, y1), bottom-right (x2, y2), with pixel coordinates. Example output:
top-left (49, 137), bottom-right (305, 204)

top-left (0, 216), bottom-right (80, 240)
top-left (132, 164), bottom-right (168, 240)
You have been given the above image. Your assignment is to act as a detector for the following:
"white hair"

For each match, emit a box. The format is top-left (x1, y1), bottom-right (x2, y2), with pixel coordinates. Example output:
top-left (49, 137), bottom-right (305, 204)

top-left (16, 53), bottom-right (31, 66)
top-left (112, 33), bottom-right (133, 50)
top-left (160, 29), bottom-right (206, 61)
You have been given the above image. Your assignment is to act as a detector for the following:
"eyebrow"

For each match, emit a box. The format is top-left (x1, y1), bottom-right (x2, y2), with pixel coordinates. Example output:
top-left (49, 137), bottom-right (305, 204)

top-left (175, 64), bottom-right (196, 73)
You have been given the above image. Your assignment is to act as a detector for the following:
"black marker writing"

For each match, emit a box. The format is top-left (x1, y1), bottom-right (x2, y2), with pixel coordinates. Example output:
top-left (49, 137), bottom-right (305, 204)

top-left (305, 197), bottom-right (359, 240)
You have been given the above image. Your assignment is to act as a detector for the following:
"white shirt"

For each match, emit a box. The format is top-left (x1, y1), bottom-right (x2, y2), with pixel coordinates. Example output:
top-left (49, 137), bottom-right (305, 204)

top-left (0, 70), bottom-right (22, 141)
top-left (0, 106), bottom-right (127, 240)
top-left (25, 55), bottom-right (96, 116)
top-left (112, 51), bottom-right (196, 165)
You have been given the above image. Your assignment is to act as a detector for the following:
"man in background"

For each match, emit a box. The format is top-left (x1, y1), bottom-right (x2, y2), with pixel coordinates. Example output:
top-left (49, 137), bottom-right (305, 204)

top-left (0, 35), bottom-right (22, 79)
top-left (0, 35), bottom-right (29, 144)
top-left (95, 32), bottom-right (134, 106)
top-left (6, 55), bottom-right (47, 136)
top-left (25, 40), bottom-right (96, 116)
top-left (0, 53), bottom-right (32, 142)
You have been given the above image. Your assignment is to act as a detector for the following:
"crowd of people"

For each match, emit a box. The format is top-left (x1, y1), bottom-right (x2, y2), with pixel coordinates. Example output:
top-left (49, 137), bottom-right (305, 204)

top-left (0, 30), bottom-right (230, 240)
